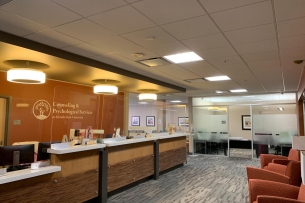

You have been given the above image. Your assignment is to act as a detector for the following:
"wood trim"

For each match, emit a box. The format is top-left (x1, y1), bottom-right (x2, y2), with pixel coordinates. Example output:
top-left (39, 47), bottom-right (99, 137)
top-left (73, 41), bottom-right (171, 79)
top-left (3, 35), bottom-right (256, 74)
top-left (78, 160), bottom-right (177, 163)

top-left (159, 136), bottom-right (187, 152)
top-left (50, 149), bottom-right (99, 177)
top-left (159, 147), bottom-right (186, 172)
top-left (108, 155), bottom-right (154, 192)
top-left (0, 169), bottom-right (98, 203)
top-left (107, 141), bottom-right (154, 166)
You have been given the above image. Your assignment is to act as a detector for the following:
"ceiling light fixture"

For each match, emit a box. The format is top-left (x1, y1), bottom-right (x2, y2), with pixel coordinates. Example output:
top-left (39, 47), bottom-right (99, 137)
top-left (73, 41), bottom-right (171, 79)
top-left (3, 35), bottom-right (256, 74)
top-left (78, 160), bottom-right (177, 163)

top-left (215, 90), bottom-right (224, 93)
top-left (7, 68), bottom-right (46, 84)
top-left (278, 107), bottom-right (284, 111)
top-left (92, 79), bottom-right (120, 95)
top-left (163, 52), bottom-right (203, 64)
top-left (229, 89), bottom-right (247, 93)
top-left (94, 85), bottom-right (118, 95)
top-left (145, 37), bottom-right (155, 41)
top-left (139, 93), bottom-right (157, 101)
top-left (205, 76), bottom-right (231, 81)
top-left (170, 100), bottom-right (182, 103)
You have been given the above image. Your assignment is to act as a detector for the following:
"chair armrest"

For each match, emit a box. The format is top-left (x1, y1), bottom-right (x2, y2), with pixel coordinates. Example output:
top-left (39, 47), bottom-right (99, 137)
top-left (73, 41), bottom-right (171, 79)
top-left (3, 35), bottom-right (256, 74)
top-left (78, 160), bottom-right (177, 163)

top-left (267, 163), bottom-right (287, 175)
top-left (260, 154), bottom-right (287, 168)
top-left (248, 179), bottom-right (299, 203)
top-left (257, 196), bottom-right (304, 203)
top-left (246, 166), bottom-right (290, 184)
top-left (272, 159), bottom-right (291, 166)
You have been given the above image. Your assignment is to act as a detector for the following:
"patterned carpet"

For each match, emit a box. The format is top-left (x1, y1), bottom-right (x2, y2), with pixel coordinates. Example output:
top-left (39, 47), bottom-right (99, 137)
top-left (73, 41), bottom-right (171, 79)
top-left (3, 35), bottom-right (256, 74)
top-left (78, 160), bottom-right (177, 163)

top-left (108, 149), bottom-right (260, 203)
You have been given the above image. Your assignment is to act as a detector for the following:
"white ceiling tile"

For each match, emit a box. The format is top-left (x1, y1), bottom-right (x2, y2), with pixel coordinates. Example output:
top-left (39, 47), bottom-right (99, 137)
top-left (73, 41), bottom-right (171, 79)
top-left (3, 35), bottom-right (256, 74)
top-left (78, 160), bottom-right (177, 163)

top-left (178, 61), bottom-right (223, 77)
top-left (1, 0), bottom-right (82, 27)
top-left (0, 10), bottom-right (47, 36)
top-left (210, 1), bottom-right (273, 31)
top-left (247, 59), bottom-right (280, 69)
top-left (215, 63), bottom-right (248, 72)
top-left (234, 39), bottom-right (278, 55)
top-left (161, 15), bottom-right (220, 40)
top-left (62, 43), bottom-right (111, 57)
top-left (206, 55), bottom-right (245, 67)
top-left (53, 19), bottom-right (116, 42)
top-left (241, 50), bottom-right (279, 62)
top-left (280, 46), bottom-right (305, 59)
top-left (116, 47), bottom-right (159, 61)
top-left (88, 5), bottom-right (156, 34)
top-left (121, 27), bottom-right (176, 47)
top-left (25, 30), bottom-right (82, 48)
top-left (132, 0), bottom-right (206, 25)
top-left (152, 64), bottom-right (199, 80)
top-left (279, 35), bottom-right (305, 49)
top-left (52, 0), bottom-right (127, 17)
top-left (224, 23), bottom-right (276, 45)
top-left (89, 36), bottom-right (142, 52)
top-left (196, 46), bottom-right (238, 59)
top-left (182, 33), bottom-right (230, 51)
top-left (277, 17), bottom-right (305, 38)
top-left (145, 41), bottom-right (191, 56)
top-left (199, 0), bottom-right (267, 13)
top-left (274, 0), bottom-right (305, 22)
top-left (281, 57), bottom-right (305, 67)
top-left (90, 54), bottom-right (123, 66)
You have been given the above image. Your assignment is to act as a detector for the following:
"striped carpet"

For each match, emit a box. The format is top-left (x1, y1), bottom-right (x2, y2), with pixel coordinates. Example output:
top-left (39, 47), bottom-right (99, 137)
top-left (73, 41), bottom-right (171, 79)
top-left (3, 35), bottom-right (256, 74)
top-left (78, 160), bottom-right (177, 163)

top-left (108, 149), bottom-right (260, 203)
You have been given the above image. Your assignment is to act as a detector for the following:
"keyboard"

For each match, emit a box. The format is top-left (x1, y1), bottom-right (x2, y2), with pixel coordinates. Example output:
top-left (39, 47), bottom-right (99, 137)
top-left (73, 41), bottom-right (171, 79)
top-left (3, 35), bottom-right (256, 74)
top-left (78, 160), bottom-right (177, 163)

top-left (6, 164), bottom-right (31, 172)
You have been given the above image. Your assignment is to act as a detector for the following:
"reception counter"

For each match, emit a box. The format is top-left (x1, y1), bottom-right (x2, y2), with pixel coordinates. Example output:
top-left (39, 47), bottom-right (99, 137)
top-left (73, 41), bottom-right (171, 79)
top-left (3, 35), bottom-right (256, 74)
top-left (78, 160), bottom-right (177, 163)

top-left (0, 134), bottom-right (187, 203)
top-left (0, 144), bottom-right (105, 203)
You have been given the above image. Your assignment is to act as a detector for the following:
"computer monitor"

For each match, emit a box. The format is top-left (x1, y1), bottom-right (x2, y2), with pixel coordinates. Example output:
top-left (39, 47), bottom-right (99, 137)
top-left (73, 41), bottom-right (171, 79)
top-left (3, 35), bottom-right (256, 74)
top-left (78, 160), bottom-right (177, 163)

top-left (0, 144), bottom-right (34, 167)
top-left (37, 141), bottom-right (61, 161)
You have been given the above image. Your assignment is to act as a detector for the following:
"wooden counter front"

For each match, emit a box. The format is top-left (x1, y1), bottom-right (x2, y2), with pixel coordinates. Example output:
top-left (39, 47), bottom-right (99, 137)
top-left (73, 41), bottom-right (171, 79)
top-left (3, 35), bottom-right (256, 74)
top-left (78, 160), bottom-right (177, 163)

top-left (159, 136), bottom-right (187, 172)
top-left (106, 141), bottom-right (154, 192)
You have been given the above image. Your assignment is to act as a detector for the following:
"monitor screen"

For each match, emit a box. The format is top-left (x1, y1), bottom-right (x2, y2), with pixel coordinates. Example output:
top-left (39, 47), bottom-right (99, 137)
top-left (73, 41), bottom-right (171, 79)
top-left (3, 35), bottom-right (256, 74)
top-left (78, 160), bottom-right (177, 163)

top-left (0, 144), bottom-right (34, 166)
top-left (37, 141), bottom-right (61, 161)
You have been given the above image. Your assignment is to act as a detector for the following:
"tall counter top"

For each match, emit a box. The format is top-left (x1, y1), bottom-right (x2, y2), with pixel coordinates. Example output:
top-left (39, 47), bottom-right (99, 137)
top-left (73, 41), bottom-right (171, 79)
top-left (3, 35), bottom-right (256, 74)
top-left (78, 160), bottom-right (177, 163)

top-left (104, 137), bottom-right (157, 147)
top-left (47, 143), bottom-right (106, 154)
top-left (0, 166), bottom-right (61, 184)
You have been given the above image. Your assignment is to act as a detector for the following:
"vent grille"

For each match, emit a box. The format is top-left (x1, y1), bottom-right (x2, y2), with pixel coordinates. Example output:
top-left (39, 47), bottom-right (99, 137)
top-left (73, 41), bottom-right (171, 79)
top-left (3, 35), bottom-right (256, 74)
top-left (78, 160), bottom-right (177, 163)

top-left (137, 57), bottom-right (172, 67)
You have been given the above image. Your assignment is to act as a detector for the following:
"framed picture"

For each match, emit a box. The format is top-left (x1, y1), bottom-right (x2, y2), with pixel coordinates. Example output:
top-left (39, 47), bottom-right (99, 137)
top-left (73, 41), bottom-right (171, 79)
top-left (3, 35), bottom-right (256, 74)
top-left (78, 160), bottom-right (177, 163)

top-left (178, 117), bottom-right (189, 126)
top-left (242, 115), bottom-right (251, 130)
top-left (146, 116), bottom-right (155, 126)
top-left (131, 116), bottom-right (140, 126)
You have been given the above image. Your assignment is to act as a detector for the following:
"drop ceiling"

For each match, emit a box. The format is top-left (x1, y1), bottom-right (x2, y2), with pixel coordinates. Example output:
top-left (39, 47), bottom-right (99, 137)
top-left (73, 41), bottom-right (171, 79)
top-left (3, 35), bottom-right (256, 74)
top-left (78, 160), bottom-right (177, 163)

top-left (0, 0), bottom-right (305, 98)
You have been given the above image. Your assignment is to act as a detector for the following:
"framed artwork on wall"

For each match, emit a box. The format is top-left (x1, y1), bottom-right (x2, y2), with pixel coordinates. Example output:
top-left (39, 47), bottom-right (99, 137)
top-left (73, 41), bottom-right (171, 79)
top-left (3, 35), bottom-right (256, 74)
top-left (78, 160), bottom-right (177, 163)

top-left (146, 116), bottom-right (155, 126)
top-left (242, 115), bottom-right (251, 130)
top-left (131, 116), bottom-right (140, 126)
top-left (178, 117), bottom-right (189, 126)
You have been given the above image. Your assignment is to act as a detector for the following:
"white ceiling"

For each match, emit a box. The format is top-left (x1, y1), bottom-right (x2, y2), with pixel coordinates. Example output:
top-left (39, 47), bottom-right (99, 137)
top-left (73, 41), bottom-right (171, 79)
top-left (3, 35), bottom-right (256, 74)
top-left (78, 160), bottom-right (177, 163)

top-left (0, 0), bottom-right (305, 99)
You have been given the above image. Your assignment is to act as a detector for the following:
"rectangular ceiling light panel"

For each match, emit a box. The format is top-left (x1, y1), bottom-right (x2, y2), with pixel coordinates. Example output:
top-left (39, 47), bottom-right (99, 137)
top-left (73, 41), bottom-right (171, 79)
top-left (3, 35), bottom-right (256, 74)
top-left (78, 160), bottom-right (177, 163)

top-left (205, 76), bottom-right (231, 81)
top-left (229, 89), bottom-right (247, 93)
top-left (163, 52), bottom-right (203, 64)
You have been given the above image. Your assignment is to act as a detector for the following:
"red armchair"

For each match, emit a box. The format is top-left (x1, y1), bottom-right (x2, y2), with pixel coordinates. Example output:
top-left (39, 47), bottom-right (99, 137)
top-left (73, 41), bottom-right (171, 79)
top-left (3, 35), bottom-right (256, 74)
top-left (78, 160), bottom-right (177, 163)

top-left (248, 179), bottom-right (305, 203)
top-left (260, 148), bottom-right (300, 169)
top-left (246, 160), bottom-right (301, 186)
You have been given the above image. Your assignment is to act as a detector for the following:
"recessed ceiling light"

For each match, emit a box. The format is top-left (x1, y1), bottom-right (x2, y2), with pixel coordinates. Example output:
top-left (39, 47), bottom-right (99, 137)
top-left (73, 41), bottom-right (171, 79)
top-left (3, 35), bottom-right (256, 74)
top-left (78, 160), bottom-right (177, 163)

top-left (278, 107), bottom-right (284, 111)
top-left (205, 76), bottom-right (231, 81)
top-left (163, 52), bottom-right (203, 64)
top-left (215, 90), bottom-right (224, 93)
top-left (229, 89), bottom-right (247, 93)
top-left (170, 100), bottom-right (182, 103)
top-left (145, 37), bottom-right (155, 41)
top-left (132, 53), bottom-right (144, 58)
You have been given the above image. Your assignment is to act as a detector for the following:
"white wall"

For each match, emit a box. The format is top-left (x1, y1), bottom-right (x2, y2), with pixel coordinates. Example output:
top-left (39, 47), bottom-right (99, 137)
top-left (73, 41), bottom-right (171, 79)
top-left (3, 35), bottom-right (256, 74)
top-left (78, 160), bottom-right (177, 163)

top-left (229, 106), bottom-right (251, 139)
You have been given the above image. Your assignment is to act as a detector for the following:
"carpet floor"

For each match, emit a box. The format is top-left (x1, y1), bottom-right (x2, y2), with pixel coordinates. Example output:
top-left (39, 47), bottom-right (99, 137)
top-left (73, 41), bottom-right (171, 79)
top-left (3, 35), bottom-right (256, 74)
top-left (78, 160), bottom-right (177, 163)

top-left (108, 149), bottom-right (260, 203)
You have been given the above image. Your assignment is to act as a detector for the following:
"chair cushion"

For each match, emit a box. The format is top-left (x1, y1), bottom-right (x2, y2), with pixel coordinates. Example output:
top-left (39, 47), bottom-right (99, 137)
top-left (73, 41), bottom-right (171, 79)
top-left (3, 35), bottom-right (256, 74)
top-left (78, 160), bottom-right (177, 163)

top-left (266, 163), bottom-right (287, 175)
top-left (288, 149), bottom-right (300, 161)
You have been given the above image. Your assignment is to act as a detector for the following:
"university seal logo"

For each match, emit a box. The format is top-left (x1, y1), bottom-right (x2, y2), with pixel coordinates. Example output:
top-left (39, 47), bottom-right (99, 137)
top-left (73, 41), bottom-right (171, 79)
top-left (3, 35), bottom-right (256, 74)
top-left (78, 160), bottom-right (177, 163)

top-left (33, 100), bottom-right (51, 120)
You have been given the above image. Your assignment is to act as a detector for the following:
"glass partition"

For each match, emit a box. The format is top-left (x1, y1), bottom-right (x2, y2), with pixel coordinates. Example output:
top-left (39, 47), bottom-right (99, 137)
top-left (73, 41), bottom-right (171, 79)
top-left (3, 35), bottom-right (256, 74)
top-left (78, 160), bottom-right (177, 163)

top-left (193, 106), bottom-right (228, 155)
top-left (252, 104), bottom-right (297, 157)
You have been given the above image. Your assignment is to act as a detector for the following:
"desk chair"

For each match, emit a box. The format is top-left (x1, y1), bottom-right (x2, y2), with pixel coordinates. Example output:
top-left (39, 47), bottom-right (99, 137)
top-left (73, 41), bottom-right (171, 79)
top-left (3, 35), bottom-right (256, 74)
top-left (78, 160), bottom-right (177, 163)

top-left (248, 179), bottom-right (305, 203)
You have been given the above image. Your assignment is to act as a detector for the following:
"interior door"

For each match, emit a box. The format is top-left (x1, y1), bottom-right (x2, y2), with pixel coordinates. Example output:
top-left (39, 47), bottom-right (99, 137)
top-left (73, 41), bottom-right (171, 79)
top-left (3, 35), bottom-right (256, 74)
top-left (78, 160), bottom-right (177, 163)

top-left (0, 98), bottom-right (7, 146)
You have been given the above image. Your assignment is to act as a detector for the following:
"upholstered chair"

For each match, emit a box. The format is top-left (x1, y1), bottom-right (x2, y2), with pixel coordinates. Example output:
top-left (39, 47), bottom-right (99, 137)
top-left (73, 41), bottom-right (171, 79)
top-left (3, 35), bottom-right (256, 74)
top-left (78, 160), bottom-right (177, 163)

top-left (248, 179), bottom-right (305, 203)
top-left (260, 148), bottom-right (300, 169)
top-left (246, 160), bottom-right (302, 186)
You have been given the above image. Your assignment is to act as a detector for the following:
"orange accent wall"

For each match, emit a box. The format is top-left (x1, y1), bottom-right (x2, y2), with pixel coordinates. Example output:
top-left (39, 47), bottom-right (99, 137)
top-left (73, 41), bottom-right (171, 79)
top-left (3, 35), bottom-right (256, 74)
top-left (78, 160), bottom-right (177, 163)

top-left (0, 72), bottom-right (124, 145)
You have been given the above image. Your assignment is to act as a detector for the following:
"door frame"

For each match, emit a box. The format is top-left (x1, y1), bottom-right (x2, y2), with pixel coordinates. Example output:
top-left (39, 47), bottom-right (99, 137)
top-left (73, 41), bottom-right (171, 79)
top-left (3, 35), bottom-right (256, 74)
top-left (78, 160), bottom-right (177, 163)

top-left (0, 95), bottom-right (11, 146)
